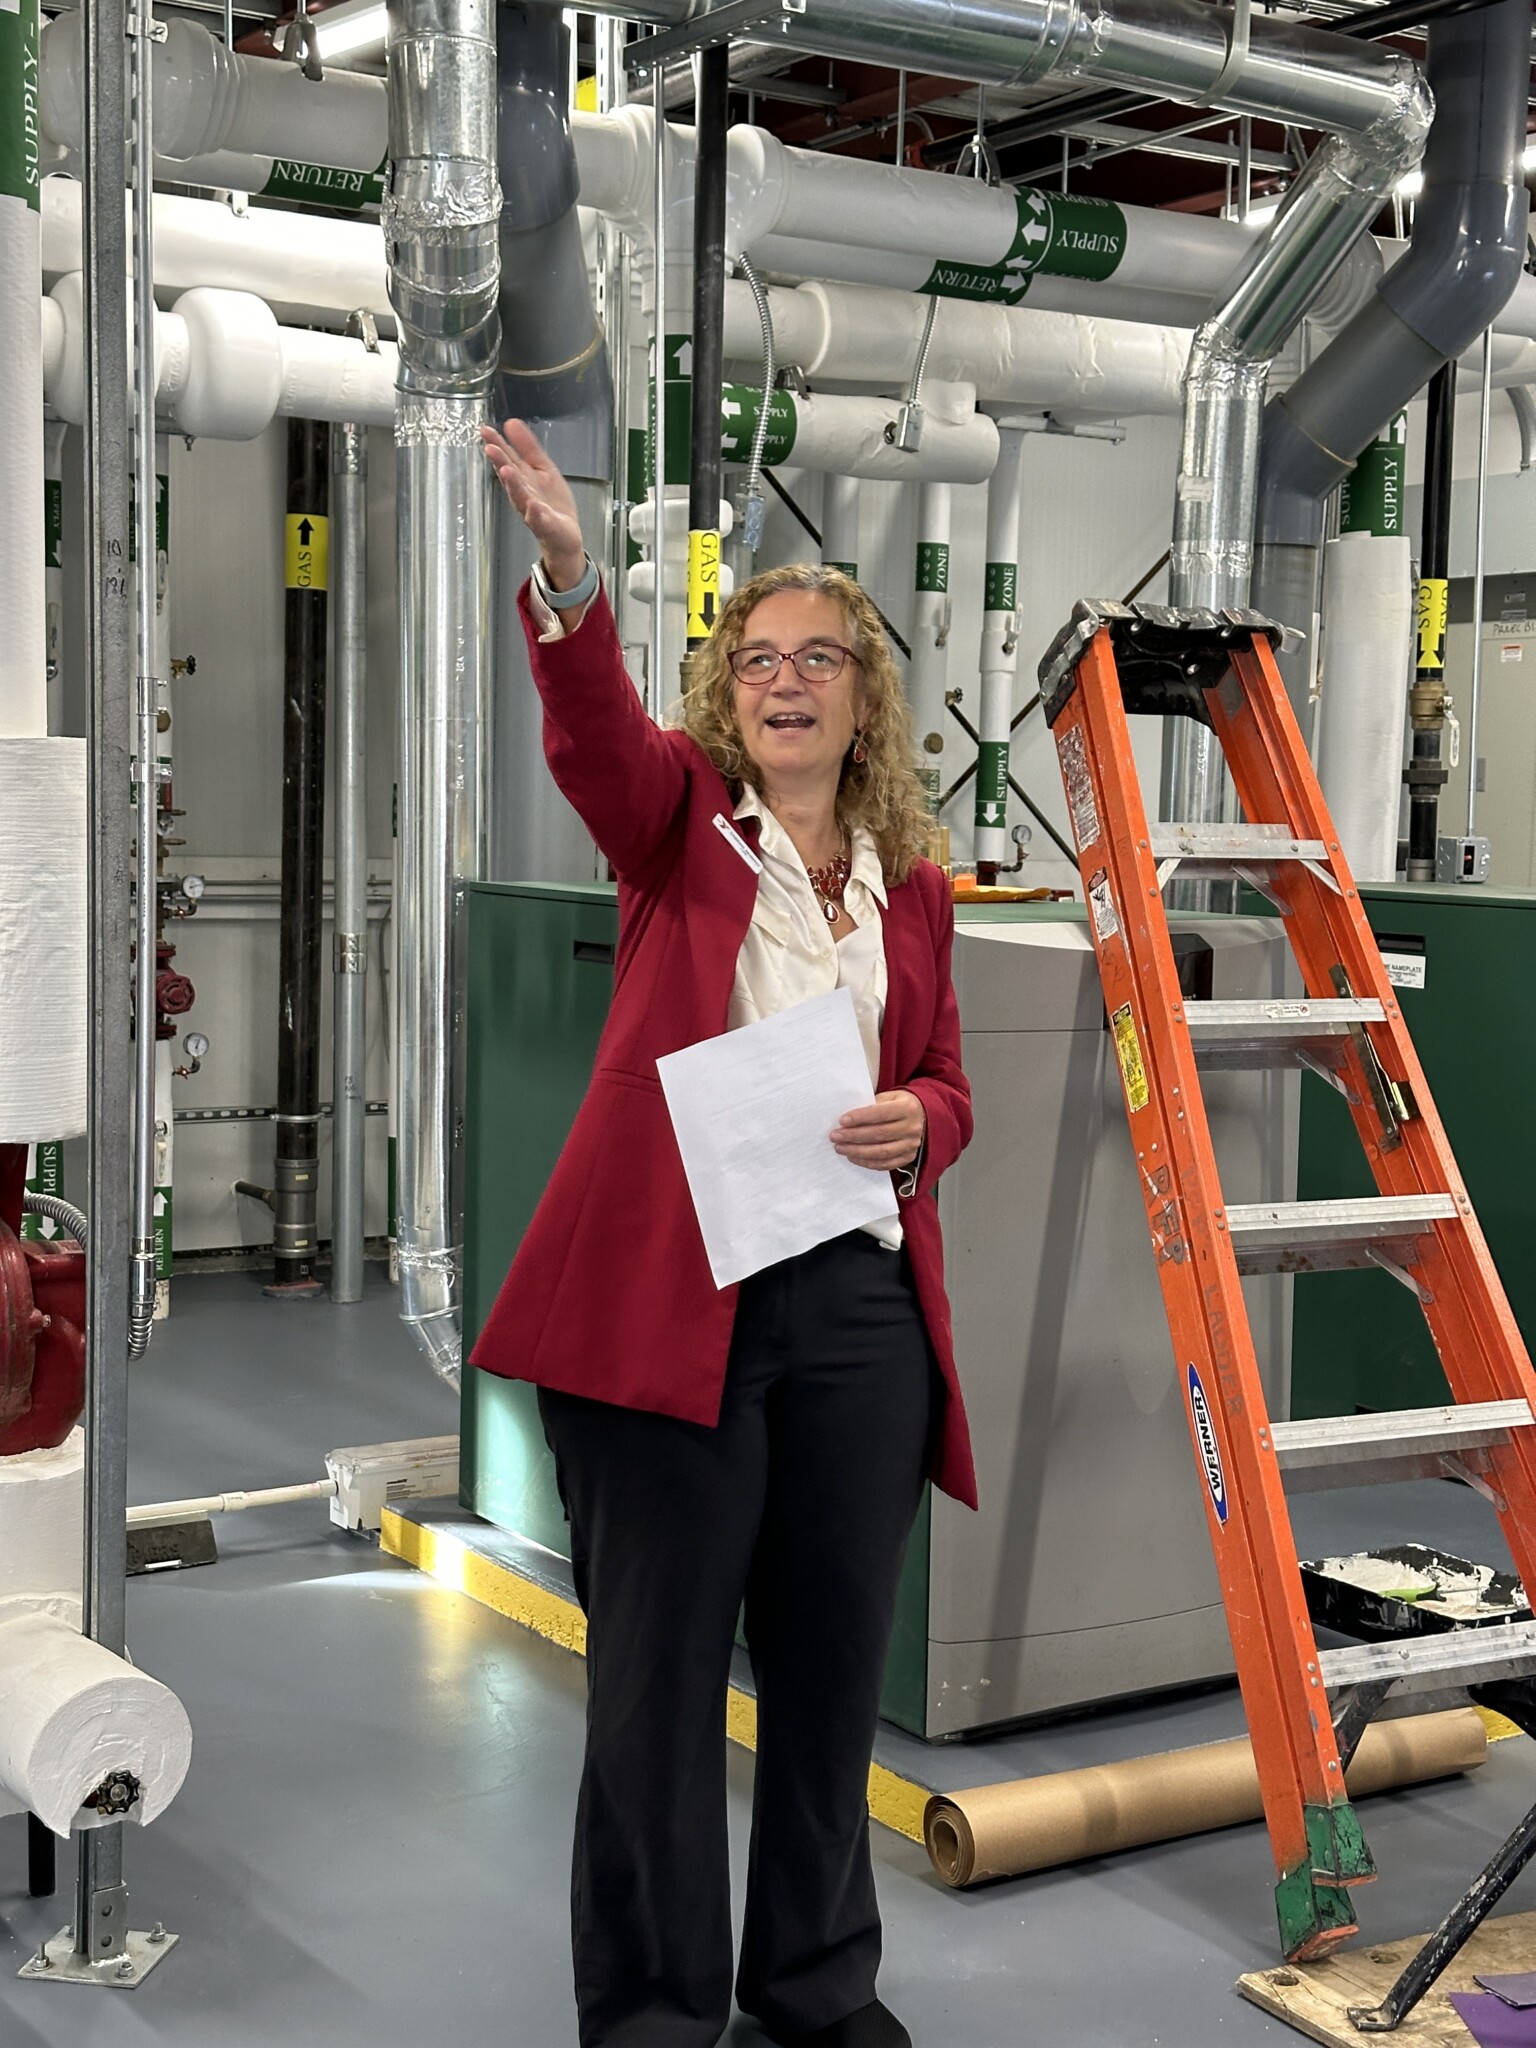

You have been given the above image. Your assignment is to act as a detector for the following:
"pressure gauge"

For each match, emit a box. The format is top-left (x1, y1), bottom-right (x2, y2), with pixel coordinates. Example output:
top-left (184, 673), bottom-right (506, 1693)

top-left (182, 1032), bottom-right (210, 1061)
top-left (181, 874), bottom-right (206, 901)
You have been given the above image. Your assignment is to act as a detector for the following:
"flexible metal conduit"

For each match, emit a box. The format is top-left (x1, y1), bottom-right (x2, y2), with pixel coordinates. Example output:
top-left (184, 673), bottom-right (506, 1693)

top-left (331, 420), bottom-right (368, 1307)
top-left (1252, 0), bottom-right (1534, 712)
top-left (384, 0), bottom-right (500, 1387)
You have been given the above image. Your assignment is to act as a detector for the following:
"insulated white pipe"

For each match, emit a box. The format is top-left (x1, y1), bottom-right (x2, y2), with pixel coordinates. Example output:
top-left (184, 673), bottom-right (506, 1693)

top-left (726, 278), bottom-right (1193, 418)
top-left (721, 380), bottom-right (997, 483)
top-left (127, 1480), bottom-right (337, 1525)
top-left (41, 11), bottom-right (387, 176)
top-left (42, 178), bottom-right (390, 324)
top-left (909, 482), bottom-right (952, 814)
top-left (1, 0), bottom-right (46, 737)
top-left (974, 426), bottom-right (1026, 877)
top-left (822, 471), bottom-right (860, 577)
top-left (1315, 531), bottom-right (1414, 885)
top-left (43, 275), bottom-right (397, 435)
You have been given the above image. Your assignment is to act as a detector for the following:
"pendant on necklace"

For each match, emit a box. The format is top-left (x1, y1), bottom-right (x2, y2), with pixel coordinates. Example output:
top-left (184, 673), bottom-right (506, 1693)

top-left (823, 898), bottom-right (839, 925)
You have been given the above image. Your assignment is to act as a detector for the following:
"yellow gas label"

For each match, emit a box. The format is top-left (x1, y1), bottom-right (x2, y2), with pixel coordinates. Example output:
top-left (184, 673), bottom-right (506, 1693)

top-left (1416, 575), bottom-right (1448, 672)
top-left (687, 527), bottom-right (720, 642)
top-left (285, 513), bottom-right (330, 592)
top-left (1111, 1001), bottom-right (1150, 1114)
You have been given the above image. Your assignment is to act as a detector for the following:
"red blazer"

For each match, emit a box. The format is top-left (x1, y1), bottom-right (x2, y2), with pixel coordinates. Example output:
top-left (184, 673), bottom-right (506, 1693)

top-left (469, 585), bottom-right (978, 1509)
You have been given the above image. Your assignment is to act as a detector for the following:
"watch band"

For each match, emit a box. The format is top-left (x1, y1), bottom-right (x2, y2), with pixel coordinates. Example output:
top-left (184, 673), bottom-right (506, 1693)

top-left (534, 554), bottom-right (599, 611)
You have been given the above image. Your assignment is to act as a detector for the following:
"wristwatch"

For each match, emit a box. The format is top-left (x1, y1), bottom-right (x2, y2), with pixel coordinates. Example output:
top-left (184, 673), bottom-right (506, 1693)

top-left (533, 553), bottom-right (600, 612)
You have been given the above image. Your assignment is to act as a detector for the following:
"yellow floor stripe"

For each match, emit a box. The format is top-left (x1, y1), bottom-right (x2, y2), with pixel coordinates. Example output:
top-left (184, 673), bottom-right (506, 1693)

top-left (1475, 1703), bottom-right (1524, 1744)
top-left (381, 1507), bottom-right (930, 1843)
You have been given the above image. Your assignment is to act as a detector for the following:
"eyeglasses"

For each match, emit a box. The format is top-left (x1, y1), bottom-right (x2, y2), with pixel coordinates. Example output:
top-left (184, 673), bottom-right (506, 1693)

top-left (728, 642), bottom-right (861, 686)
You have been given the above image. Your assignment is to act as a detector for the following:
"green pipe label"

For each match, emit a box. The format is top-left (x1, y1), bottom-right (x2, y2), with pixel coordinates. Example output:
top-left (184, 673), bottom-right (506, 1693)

top-left (646, 332), bottom-right (692, 488)
top-left (21, 1140), bottom-right (62, 1241)
top-left (1339, 411), bottom-right (1407, 538)
top-left (920, 189), bottom-right (1127, 303)
top-left (45, 474), bottom-right (60, 568)
top-left (0, 0), bottom-right (39, 212)
top-left (916, 541), bottom-right (949, 594)
top-left (719, 385), bottom-right (797, 468)
top-left (823, 560), bottom-right (857, 579)
top-left (154, 1187), bottom-right (172, 1281)
top-left (126, 474), bottom-right (169, 565)
top-left (974, 740), bottom-right (1008, 829)
top-left (984, 561), bottom-right (1016, 613)
top-left (261, 159), bottom-right (385, 210)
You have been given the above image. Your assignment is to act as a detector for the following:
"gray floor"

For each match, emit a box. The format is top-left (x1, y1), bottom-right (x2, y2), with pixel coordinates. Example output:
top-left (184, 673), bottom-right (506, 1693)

top-left (3, 1271), bottom-right (1535, 2047)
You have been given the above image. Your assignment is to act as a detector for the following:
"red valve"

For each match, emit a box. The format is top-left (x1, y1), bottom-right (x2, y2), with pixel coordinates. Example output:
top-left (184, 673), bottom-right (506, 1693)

top-left (155, 939), bottom-right (196, 1039)
top-left (0, 1145), bottom-right (86, 1456)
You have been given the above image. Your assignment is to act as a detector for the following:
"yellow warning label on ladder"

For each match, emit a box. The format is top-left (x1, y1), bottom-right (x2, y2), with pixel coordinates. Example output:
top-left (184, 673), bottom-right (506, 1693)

top-left (285, 513), bottom-right (330, 593)
top-left (1111, 1002), bottom-right (1150, 1113)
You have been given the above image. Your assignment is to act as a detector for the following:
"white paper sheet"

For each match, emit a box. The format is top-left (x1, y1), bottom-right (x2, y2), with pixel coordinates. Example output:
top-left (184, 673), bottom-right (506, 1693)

top-left (656, 987), bottom-right (900, 1288)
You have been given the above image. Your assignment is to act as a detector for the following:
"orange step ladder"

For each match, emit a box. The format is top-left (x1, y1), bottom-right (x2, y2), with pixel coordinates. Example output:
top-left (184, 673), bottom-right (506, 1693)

top-left (1040, 600), bottom-right (1536, 2000)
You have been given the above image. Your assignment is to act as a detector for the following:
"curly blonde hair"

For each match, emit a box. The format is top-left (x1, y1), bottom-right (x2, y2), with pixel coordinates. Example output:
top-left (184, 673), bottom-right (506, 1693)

top-left (677, 563), bottom-right (931, 885)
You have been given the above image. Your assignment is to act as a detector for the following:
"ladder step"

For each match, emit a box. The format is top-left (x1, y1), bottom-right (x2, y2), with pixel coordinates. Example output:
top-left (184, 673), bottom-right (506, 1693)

top-left (1186, 997), bottom-right (1385, 1070)
top-left (1319, 1619), bottom-right (1536, 1697)
top-left (1271, 1400), bottom-right (1534, 1493)
top-left (1225, 1194), bottom-right (1458, 1275)
top-left (1150, 824), bottom-right (1330, 864)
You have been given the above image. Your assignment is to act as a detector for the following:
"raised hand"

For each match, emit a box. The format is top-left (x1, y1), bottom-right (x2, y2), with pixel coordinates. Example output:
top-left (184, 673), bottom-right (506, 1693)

top-left (480, 418), bottom-right (588, 590)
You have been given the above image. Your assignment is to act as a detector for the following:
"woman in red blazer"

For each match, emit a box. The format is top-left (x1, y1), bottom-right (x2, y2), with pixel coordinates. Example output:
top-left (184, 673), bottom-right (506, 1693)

top-left (473, 420), bottom-right (974, 2048)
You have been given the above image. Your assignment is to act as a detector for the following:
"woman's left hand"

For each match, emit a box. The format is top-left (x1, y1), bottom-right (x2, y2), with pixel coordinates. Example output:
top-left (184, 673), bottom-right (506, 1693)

top-left (830, 1090), bottom-right (926, 1171)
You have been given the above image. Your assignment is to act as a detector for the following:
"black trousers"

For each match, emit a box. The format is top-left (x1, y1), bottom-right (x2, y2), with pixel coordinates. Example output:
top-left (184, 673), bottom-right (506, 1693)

top-left (539, 1231), bottom-right (937, 2048)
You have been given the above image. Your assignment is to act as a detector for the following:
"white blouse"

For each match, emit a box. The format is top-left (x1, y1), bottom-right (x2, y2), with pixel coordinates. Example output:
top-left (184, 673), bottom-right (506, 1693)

top-left (532, 577), bottom-right (904, 1249)
top-left (728, 787), bottom-right (902, 1250)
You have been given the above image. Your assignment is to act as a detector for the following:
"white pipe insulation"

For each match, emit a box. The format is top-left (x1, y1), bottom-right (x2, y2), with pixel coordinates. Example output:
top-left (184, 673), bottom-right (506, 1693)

top-left (822, 472), bottom-right (860, 576)
top-left (727, 277), bottom-right (1194, 417)
top-left (1315, 532), bottom-right (1415, 885)
top-left (0, 1436), bottom-right (192, 1838)
top-left (909, 481), bottom-right (953, 814)
top-left (41, 178), bottom-right (390, 324)
top-left (41, 276), bottom-right (397, 436)
top-left (974, 427), bottom-right (1026, 876)
top-left (40, 10), bottom-right (387, 176)
top-left (1, 0), bottom-right (45, 738)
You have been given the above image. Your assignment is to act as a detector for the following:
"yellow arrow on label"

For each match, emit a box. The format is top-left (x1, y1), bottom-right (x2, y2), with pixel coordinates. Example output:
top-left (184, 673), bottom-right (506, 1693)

top-left (285, 512), bottom-right (330, 593)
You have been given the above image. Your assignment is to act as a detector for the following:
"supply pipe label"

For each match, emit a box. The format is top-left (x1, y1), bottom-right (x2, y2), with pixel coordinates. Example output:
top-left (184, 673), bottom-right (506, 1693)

top-left (919, 189), bottom-right (1127, 305)
top-left (0, 0), bottom-right (40, 213)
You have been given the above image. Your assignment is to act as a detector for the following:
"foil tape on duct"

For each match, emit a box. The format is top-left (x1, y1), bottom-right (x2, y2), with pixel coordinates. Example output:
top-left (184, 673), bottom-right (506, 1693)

top-left (1315, 531), bottom-right (1413, 885)
top-left (0, 737), bottom-right (87, 1142)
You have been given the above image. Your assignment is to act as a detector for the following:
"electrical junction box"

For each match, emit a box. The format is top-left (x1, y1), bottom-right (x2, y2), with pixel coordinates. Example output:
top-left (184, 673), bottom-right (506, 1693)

top-left (460, 884), bottom-right (1297, 1738)
top-left (1436, 834), bottom-right (1491, 885)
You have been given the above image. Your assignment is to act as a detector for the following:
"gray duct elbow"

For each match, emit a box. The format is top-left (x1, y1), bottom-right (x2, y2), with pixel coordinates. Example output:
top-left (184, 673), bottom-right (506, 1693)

top-left (1256, 0), bottom-right (1533, 549)
top-left (493, 3), bottom-right (613, 477)
top-left (385, 0), bottom-right (502, 399)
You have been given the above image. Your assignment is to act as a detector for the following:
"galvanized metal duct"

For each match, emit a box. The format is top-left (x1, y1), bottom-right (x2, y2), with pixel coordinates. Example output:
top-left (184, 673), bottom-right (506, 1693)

top-left (597, 0), bottom-right (1421, 139)
top-left (384, 0), bottom-right (500, 1387)
top-left (1162, 53), bottom-right (1431, 826)
top-left (1252, 0), bottom-right (1534, 718)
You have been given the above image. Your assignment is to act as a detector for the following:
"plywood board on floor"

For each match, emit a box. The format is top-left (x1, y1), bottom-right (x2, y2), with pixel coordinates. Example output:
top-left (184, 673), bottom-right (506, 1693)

top-left (1239, 1910), bottom-right (1536, 2045)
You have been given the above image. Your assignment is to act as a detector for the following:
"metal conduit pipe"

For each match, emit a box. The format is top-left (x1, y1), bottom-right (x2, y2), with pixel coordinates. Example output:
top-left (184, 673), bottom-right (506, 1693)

top-left (331, 421), bottom-right (368, 1307)
top-left (1162, 50), bottom-right (1432, 832)
top-left (687, 42), bottom-right (729, 656)
top-left (384, 0), bottom-right (500, 1387)
top-left (1252, 0), bottom-right (1534, 721)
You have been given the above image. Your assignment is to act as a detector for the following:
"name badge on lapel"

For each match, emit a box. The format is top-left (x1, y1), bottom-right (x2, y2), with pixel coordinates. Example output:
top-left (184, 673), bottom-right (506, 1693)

top-left (712, 813), bottom-right (763, 875)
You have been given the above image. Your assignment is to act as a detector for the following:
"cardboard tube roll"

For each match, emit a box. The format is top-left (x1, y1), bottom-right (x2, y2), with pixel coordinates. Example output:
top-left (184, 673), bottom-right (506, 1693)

top-left (924, 1709), bottom-right (1487, 1888)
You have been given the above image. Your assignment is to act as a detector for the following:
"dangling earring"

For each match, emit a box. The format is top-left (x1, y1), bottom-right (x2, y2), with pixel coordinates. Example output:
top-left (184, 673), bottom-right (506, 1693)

top-left (852, 725), bottom-right (868, 766)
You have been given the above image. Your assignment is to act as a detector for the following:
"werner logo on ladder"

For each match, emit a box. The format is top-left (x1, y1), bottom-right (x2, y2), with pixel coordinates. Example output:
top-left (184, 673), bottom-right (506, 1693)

top-left (1041, 597), bottom-right (1536, 2020)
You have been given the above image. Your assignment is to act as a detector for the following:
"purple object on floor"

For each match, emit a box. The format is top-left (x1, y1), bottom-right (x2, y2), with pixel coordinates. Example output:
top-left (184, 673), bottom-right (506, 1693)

top-left (1478, 1976), bottom-right (1536, 2010)
top-left (1449, 1992), bottom-right (1536, 2045)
